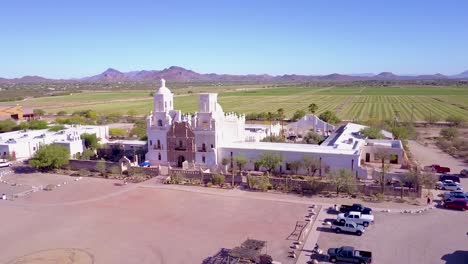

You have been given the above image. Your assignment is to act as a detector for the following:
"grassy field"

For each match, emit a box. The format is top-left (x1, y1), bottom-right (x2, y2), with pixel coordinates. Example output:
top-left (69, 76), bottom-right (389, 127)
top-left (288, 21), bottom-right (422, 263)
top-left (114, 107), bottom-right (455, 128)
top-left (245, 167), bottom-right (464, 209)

top-left (1, 85), bottom-right (467, 121)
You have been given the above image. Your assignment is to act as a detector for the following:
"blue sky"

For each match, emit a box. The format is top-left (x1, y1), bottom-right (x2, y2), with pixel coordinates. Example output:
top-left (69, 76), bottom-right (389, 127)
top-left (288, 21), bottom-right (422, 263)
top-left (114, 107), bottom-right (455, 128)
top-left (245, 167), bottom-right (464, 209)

top-left (1, 0), bottom-right (467, 78)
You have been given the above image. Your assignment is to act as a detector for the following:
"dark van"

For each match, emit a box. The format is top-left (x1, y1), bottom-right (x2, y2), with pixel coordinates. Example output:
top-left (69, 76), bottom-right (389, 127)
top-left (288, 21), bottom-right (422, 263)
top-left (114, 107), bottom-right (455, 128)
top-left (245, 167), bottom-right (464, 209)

top-left (440, 175), bottom-right (460, 183)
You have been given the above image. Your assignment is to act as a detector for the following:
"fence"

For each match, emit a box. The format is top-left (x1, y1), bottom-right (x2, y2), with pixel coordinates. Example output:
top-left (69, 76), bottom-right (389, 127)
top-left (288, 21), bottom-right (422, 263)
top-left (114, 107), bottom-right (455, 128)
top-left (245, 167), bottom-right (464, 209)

top-left (68, 159), bottom-right (122, 173)
top-left (268, 176), bottom-right (421, 198)
top-left (128, 166), bottom-right (159, 177)
top-left (169, 168), bottom-right (243, 185)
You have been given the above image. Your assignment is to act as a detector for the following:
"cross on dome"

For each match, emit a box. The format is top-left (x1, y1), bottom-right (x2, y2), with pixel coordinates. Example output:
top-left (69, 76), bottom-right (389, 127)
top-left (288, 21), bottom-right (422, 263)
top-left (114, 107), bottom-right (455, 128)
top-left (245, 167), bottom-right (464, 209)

top-left (156, 78), bottom-right (172, 95)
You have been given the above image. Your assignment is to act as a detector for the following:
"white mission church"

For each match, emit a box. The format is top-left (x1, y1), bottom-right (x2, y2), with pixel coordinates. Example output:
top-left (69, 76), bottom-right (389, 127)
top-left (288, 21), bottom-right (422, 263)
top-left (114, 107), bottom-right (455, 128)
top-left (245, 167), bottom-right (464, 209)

top-left (146, 80), bottom-right (405, 178)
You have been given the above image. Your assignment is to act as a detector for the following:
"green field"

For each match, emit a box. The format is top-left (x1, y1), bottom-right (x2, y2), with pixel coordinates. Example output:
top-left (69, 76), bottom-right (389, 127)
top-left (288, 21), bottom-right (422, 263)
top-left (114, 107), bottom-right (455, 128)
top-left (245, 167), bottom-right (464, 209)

top-left (1, 85), bottom-right (467, 121)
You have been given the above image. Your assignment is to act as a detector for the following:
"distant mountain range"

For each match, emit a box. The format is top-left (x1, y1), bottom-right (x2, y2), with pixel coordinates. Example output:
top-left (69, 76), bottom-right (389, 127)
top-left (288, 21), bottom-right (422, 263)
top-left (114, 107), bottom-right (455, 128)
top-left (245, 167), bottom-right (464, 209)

top-left (1, 66), bottom-right (468, 83)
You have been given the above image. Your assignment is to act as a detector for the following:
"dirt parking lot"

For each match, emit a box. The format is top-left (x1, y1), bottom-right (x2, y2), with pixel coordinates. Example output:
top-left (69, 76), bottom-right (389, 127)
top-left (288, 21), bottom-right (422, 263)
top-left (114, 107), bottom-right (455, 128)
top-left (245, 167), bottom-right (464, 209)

top-left (0, 174), bottom-right (311, 264)
top-left (315, 209), bottom-right (468, 264)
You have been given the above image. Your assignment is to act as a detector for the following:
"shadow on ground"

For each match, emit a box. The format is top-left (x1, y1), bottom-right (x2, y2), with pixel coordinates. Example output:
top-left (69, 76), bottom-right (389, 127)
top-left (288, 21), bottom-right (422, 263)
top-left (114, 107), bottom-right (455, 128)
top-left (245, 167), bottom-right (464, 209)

top-left (11, 166), bottom-right (36, 174)
top-left (441, 250), bottom-right (468, 264)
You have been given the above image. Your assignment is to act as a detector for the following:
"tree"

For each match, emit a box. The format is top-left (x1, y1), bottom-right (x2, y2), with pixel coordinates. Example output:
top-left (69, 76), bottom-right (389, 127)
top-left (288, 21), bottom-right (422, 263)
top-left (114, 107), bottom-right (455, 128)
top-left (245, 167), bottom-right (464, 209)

top-left (233, 155), bottom-right (248, 172)
top-left (109, 128), bottom-right (126, 138)
top-left (0, 120), bottom-right (17, 132)
top-left (390, 124), bottom-right (415, 140)
top-left (327, 169), bottom-right (356, 195)
top-left (48, 125), bottom-right (66, 132)
top-left (81, 133), bottom-right (99, 150)
top-left (308, 103), bottom-right (318, 114)
top-left (440, 127), bottom-right (459, 141)
top-left (277, 108), bottom-right (285, 138)
top-left (318, 110), bottom-right (341, 124)
top-left (302, 131), bottom-right (324, 144)
top-left (292, 110), bottom-right (306, 121)
top-left (29, 145), bottom-right (69, 171)
top-left (131, 120), bottom-right (147, 140)
top-left (17, 120), bottom-right (48, 130)
top-left (256, 152), bottom-right (283, 173)
top-left (79, 149), bottom-right (95, 160)
top-left (57, 110), bottom-right (68, 116)
top-left (360, 127), bottom-right (384, 139)
top-left (303, 156), bottom-right (320, 176)
top-left (289, 160), bottom-right (302, 175)
top-left (375, 150), bottom-right (392, 194)
top-left (33, 109), bottom-right (45, 117)
top-left (446, 115), bottom-right (465, 126)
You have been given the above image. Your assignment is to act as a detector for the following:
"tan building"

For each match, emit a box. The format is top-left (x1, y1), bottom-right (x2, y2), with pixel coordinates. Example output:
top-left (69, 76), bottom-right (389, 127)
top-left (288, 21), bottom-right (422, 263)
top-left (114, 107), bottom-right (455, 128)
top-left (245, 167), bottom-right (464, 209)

top-left (0, 106), bottom-right (35, 121)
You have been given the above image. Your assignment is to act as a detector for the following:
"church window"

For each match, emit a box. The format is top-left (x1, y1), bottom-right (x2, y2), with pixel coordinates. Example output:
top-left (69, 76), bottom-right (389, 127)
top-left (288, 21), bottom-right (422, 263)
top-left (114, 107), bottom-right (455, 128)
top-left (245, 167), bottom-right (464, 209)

top-left (202, 121), bottom-right (208, 129)
top-left (149, 140), bottom-right (153, 146)
top-left (202, 156), bottom-right (206, 163)
top-left (158, 153), bottom-right (161, 160)
top-left (202, 143), bottom-right (206, 152)
top-left (157, 140), bottom-right (161, 149)
top-left (157, 119), bottom-right (163, 127)
top-left (179, 140), bottom-right (183, 148)
top-left (211, 144), bottom-right (214, 149)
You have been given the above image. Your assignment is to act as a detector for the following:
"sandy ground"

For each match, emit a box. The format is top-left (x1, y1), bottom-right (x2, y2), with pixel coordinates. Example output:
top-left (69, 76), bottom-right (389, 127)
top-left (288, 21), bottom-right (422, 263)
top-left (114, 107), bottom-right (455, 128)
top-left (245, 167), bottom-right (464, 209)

top-left (0, 175), bottom-right (312, 264)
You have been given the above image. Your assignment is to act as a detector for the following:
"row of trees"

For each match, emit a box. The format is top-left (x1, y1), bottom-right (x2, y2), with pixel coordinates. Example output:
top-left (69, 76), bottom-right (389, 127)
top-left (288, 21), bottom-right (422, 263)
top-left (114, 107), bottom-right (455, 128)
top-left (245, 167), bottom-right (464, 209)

top-left (0, 119), bottom-right (49, 133)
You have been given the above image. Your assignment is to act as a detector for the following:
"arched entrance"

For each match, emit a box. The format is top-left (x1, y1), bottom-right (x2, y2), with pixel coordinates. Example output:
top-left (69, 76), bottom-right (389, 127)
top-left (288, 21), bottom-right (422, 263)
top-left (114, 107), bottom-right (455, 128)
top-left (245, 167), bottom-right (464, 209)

top-left (177, 155), bottom-right (185, 167)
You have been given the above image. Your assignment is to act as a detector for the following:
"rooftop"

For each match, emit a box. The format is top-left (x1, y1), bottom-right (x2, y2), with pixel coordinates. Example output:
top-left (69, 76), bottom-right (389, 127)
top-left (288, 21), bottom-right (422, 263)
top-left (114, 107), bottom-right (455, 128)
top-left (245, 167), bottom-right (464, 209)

top-left (224, 141), bottom-right (360, 155)
top-left (0, 125), bottom-right (107, 145)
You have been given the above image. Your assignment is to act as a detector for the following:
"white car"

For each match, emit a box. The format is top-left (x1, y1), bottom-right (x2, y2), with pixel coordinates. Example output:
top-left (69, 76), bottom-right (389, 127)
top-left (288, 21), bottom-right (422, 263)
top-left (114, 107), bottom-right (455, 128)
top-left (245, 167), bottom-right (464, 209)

top-left (440, 182), bottom-right (463, 191)
top-left (0, 160), bottom-right (12, 168)
top-left (336, 211), bottom-right (374, 227)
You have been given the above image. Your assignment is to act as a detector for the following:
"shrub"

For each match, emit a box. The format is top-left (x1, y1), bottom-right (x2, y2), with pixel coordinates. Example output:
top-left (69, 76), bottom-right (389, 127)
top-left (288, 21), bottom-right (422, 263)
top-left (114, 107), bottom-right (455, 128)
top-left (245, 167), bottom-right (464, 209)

top-left (79, 169), bottom-right (89, 176)
top-left (29, 145), bottom-right (70, 171)
top-left (170, 173), bottom-right (184, 184)
top-left (48, 125), bottom-right (66, 132)
top-left (211, 174), bottom-right (226, 186)
top-left (446, 115), bottom-right (465, 126)
top-left (302, 131), bottom-right (324, 144)
top-left (440, 127), bottom-right (459, 141)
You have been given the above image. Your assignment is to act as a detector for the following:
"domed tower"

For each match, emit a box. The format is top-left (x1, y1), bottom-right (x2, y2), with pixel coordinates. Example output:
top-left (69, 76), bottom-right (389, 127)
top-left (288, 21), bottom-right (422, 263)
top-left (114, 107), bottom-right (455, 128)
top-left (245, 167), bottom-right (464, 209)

top-left (146, 79), bottom-right (181, 165)
top-left (153, 78), bottom-right (174, 113)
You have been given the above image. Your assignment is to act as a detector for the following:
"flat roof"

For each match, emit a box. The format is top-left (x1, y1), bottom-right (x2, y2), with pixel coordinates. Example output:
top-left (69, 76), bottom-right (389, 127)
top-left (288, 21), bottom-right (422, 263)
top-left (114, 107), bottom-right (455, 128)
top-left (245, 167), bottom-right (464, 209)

top-left (223, 141), bottom-right (360, 155)
top-left (108, 139), bottom-right (146, 145)
top-left (0, 125), bottom-right (107, 145)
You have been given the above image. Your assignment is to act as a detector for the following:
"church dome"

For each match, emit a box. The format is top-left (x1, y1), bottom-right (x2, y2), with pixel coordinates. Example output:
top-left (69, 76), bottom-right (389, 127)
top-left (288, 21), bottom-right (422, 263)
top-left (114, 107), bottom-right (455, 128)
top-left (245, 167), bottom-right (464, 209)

top-left (156, 79), bottom-right (172, 95)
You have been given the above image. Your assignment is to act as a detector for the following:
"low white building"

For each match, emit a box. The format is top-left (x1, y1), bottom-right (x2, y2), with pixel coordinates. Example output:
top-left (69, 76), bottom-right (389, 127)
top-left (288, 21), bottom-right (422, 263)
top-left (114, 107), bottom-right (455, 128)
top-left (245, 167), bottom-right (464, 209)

top-left (0, 125), bottom-right (109, 160)
top-left (146, 80), bottom-right (405, 178)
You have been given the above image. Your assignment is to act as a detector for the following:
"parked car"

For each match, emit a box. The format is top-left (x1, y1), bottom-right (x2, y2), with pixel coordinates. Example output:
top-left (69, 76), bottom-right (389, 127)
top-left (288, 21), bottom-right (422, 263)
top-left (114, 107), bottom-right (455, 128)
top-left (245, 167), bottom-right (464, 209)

top-left (439, 174), bottom-right (460, 183)
top-left (440, 182), bottom-right (463, 191)
top-left (443, 191), bottom-right (468, 202)
top-left (0, 160), bottom-right (12, 168)
top-left (331, 221), bottom-right (365, 236)
top-left (327, 246), bottom-right (373, 264)
top-left (460, 169), bottom-right (468, 178)
top-left (337, 212), bottom-right (374, 227)
top-left (339, 204), bottom-right (372, 215)
top-left (425, 164), bottom-right (451, 173)
top-left (436, 180), bottom-right (456, 189)
top-left (443, 200), bottom-right (468, 211)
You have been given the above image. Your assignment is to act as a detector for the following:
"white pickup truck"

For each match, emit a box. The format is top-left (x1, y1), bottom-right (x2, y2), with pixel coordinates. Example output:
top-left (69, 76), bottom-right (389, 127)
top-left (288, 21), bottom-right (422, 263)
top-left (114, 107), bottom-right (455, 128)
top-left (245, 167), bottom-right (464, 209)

top-left (337, 211), bottom-right (374, 227)
top-left (331, 221), bottom-right (365, 236)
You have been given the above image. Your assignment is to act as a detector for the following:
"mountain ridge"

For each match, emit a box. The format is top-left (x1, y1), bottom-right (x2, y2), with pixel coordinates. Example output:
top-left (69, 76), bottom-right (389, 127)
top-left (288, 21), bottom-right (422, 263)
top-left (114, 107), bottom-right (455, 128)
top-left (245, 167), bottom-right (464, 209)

top-left (1, 66), bottom-right (467, 83)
